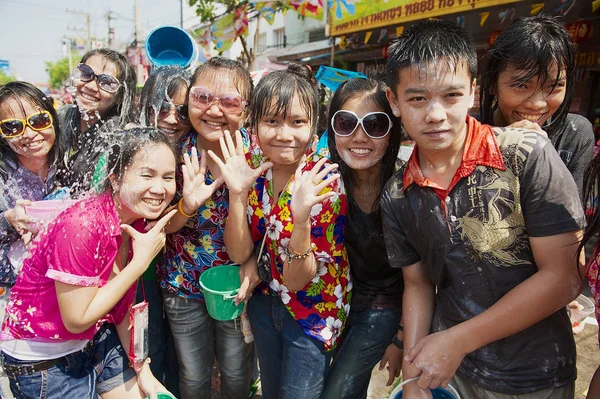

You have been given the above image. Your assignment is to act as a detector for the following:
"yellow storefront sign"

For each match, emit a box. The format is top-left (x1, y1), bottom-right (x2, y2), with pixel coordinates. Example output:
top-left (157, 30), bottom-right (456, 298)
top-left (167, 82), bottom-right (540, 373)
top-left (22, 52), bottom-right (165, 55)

top-left (331, 0), bottom-right (523, 36)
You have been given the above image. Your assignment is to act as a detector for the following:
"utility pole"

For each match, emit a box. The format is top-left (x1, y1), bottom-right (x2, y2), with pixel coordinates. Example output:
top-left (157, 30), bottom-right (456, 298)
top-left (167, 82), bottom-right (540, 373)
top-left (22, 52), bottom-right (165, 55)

top-left (180, 0), bottom-right (183, 29)
top-left (62, 37), bottom-right (73, 74)
top-left (66, 8), bottom-right (92, 51)
top-left (134, 0), bottom-right (141, 47)
top-left (106, 11), bottom-right (115, 47)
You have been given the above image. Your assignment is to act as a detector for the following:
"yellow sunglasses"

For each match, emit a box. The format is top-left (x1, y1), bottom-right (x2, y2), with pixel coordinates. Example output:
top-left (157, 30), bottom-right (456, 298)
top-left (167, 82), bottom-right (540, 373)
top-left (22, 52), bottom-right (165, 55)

top-left (0, 110), bottom-right (53, 139)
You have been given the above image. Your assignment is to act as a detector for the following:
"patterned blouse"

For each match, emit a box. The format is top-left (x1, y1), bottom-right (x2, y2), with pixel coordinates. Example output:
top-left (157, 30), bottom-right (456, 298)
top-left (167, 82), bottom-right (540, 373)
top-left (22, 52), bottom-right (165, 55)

top-left (159, 130), bottom-right (252, 300)
top-left (247, 148), bottom-right (352, 350)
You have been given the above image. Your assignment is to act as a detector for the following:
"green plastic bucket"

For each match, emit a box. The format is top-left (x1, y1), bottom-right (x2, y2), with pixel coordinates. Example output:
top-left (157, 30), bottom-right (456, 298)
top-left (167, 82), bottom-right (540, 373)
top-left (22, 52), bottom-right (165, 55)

top-left (146, 393), bottom-right (177, 399)
top-left (199, 265), bottom-right (244, 321)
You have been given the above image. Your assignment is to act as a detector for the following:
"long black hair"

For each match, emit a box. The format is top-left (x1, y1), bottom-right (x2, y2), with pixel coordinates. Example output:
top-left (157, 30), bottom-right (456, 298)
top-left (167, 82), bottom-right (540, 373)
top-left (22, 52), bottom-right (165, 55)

top-left (79, 48), bottom-right (137, 126)
top-left (327, 78), bottom-right (401, 211)
top-left (0, 81), bottom-right (65, 179)
top-left (479, 14), bottom-right (575, 137)
top-left (248, 62), bottom-right (320, 140)
top-left (138, 66), bottom-right (191, 128)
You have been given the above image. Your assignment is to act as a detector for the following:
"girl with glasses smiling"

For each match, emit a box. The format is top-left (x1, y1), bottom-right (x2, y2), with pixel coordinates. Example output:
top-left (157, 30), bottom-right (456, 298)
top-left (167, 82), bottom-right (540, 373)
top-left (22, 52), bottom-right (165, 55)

top-left (159, 57), bottom-right (254, 399)
top-left (0, 82), bottom-right (66, 333)
top-left (56, 48), bottom-right (136, 198)
top-left (321, 78), bottom-right (404, 399)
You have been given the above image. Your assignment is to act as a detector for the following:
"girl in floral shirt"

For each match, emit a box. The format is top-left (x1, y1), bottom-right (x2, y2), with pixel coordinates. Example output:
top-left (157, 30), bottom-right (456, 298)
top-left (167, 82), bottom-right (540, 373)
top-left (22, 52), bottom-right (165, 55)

top-left (212, 63), bottom-right (351, 399)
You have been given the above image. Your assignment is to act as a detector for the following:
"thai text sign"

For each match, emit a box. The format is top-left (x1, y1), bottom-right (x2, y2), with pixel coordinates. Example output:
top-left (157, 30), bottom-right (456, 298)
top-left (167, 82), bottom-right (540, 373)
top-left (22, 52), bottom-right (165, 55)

top-left (331, 0), bottom-right (522, 36)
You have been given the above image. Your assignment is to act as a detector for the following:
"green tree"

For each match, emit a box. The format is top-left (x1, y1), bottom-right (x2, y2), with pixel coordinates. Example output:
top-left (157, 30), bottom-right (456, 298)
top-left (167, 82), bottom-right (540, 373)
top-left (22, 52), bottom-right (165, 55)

top-left (45, 57), bottom-right (77, 89)
top-left (189, 0), bottom-right (286, 69)
top-left (0, 70), bottom-right (15, 86)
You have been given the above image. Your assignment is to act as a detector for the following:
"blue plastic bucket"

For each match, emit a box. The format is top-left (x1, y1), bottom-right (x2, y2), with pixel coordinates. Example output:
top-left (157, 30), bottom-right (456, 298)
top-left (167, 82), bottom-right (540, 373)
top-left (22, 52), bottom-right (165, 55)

top-left (145, 26), bottom-right (198, 68)
top-left (390, 378), bottom-right (460, 399)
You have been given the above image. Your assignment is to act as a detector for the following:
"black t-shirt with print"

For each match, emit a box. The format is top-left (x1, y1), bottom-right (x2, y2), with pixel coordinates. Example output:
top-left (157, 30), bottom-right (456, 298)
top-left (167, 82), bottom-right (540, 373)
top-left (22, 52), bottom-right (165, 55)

top-left (547, 113), bottom-right (595, 204)
top-left (380, 127), bottom-right (584, 395)
top-left (345, 197), bottom-right (403, 312)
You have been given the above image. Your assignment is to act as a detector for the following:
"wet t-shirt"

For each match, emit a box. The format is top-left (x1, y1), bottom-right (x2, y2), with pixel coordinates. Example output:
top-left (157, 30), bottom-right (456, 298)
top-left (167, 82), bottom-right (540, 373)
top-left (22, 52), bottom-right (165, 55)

top-left (345, 198), bottom-right (403, 312)
top-left (1, 192), bottom-right (138, 342)
top-left (381, 117), bottom-right (584, 395)
top-left (546, 113), bottom-right (595, 204)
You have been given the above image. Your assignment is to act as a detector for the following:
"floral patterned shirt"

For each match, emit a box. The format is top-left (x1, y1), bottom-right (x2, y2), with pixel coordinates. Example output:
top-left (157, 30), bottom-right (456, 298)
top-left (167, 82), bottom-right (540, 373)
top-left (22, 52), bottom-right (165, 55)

top-left (159, 129), bottom-right (252, 300)
top-left (247, 148), bottom-right (352, 350)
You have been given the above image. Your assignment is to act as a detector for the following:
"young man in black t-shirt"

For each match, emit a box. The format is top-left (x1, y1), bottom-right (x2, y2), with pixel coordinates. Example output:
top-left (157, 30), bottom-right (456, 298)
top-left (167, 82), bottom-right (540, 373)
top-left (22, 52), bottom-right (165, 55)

top-left (382, 20), bottom-right (584, 398)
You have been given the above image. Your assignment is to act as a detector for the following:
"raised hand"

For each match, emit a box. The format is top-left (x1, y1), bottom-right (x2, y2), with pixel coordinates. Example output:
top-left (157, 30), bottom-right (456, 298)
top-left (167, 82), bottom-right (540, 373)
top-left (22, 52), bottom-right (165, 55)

top-left (181, 146), bottom-right (224, 215)
top-left (121, 209), bottom-right (178, 269)
top-left (290, 157), bottom-right (340, 224)
top-left (208, 130), bottom-right (273, 196)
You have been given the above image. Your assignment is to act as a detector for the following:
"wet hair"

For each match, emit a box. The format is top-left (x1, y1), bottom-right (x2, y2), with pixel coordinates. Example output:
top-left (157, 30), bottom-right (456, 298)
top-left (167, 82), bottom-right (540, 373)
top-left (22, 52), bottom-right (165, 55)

top-left (479, 15), bottom-right (575, 136)
top-left (327, 78), bottom-right (401, 212)
top-left (103, 127), bottom-right (177, 192)
top-left (190, 57), bottom-right (253, 101)
top-left (386, 19), bottom-right (477, 90)
top-left (0, 81), bottom-right (66, 179)
top-left (80, 48), bottom-right (137, 126)
top-left (248, 62), bottom-right (320, 139)
top-left (138, 66), bottom-right (191, 128)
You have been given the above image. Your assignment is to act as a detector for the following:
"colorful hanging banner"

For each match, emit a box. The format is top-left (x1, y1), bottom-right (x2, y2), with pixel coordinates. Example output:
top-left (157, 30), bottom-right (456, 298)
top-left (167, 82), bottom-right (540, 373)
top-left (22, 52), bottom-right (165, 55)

top-left (255, 2), bottom-right (277, 24)
top-left (530, 3), bottom-right (544, 15)
top-left (331, 0), bottom-right (523, 36)
top-left (287, 0), bottom-right (324, 20)
top-left (396, 25), bottom-right (404, 36)
top-left (480, 11), bottom-right (490, 27)
top-left (191, 25), bottom-right (212, 50)
top-left (555, 0), bottom-right (576, 16)
top-left (593, 0), bottom-right (600, 12)
top-left (234, 5), bottom-right (249, 36)
top-left (456, 15), bottom-right (465, 27)
top-left (315, 65), bottom-right (367, 92)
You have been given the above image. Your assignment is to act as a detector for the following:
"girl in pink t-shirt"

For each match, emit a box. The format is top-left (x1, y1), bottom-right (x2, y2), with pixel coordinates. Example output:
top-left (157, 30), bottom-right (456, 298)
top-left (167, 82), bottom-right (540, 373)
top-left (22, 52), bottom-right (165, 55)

top-left (0, 128), bottom-right (221, 399)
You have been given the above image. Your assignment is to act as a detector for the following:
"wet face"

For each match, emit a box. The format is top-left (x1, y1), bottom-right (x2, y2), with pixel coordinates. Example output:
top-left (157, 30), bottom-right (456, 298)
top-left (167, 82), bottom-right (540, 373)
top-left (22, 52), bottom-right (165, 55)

top-left (156, 84), bottom-right (191, 144)
top-left (74, 55), bottom-right (120, 118)
top-left (0, 97), bottom-right (56, 166)
top-left (114, 143), bottom-right (177, 221)
top-left (188, 70), bottom-right (246, 143)
top-left (387, 61), bottom-right (475, 154)
top-left (334, 96), bottom-right (391, 172)
top-left (495, 64), bottom-right (567, 127)
top-left (257, 94), bottom-right (312, 167)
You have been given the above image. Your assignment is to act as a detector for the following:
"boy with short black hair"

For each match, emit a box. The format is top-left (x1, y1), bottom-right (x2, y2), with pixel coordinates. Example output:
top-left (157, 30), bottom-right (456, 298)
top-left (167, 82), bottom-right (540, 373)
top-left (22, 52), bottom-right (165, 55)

top-left (382, 19), bottom-right (583, 398)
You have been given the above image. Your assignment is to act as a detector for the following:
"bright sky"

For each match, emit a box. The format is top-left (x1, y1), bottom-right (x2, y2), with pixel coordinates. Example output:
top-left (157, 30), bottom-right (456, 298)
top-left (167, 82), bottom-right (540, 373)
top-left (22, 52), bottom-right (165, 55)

top-left (0, 0), bottom-right (205, 85)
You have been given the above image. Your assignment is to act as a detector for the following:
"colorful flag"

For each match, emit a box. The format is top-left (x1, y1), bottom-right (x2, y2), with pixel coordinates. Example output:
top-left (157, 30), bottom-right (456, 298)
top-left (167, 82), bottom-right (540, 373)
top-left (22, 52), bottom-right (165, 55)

top-left (255, 2), bottom-right (278, 24)
top-left (479, 11), bottom-right (490, 27)
top-left (315, 65), bottom-right (367, 92)
top-left (530, 3), bottom-right (544, 15)
top-left (286, 0), bottom-right (323, 20)
top-left (191, 25), bottom-right (212, 50)
top-left (235, 5), bottom-right (249, 36)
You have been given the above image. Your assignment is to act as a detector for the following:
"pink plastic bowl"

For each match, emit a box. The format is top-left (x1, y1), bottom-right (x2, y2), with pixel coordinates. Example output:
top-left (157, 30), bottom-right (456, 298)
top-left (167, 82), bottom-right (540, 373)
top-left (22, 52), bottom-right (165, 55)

top-left (25, 200), bottom-right (78, 225)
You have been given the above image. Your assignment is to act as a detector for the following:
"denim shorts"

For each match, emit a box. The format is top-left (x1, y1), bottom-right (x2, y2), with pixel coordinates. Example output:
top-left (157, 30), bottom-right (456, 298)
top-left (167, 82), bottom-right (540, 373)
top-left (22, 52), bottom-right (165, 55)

top-left (3, 324), bottom-right (136, 399)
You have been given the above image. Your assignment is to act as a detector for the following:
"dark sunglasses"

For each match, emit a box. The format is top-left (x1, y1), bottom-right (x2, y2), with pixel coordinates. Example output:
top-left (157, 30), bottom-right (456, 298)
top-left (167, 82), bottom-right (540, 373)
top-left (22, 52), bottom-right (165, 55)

top-left (74, 63), bottom-right (121, 93)
top-left (331, 110), bottom-right (392, 139)
top-left (0, 111), bottom-right (53, 139)
top-left (158, 100), bottom-right (188, 123)
top-left (189, 86), bottom-right (246, 114)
